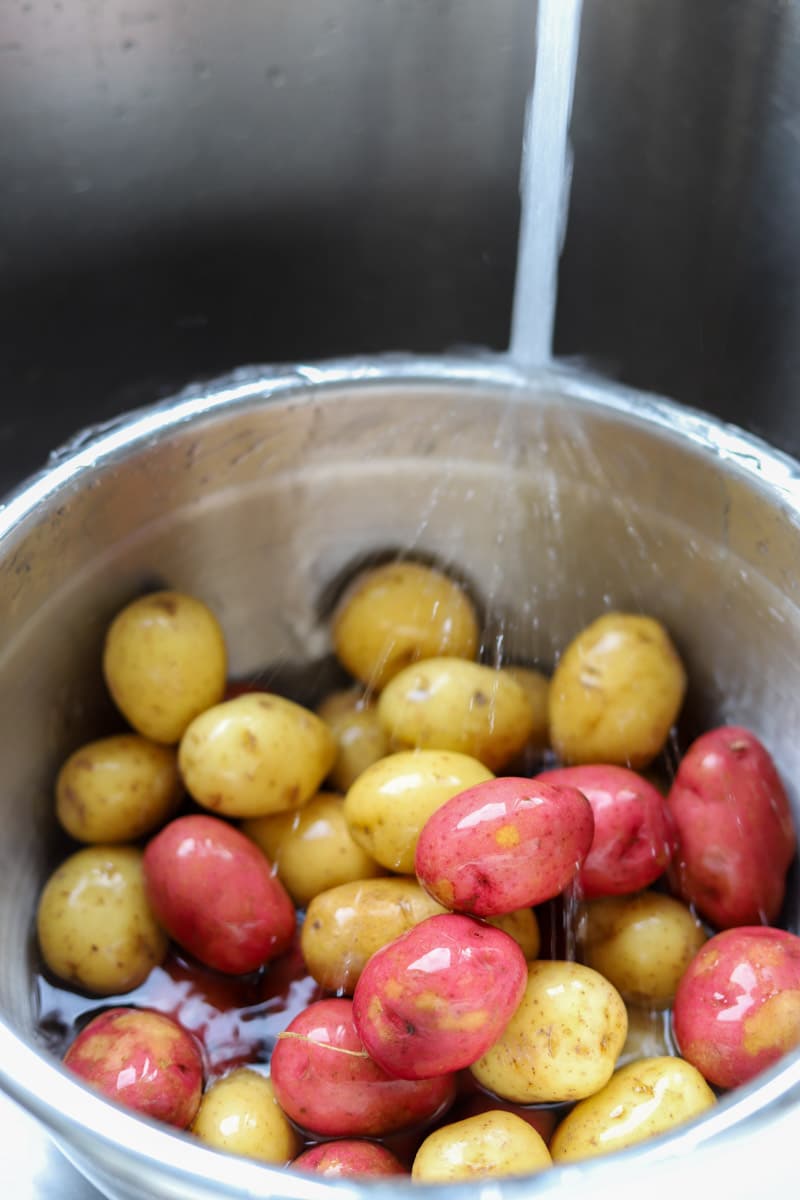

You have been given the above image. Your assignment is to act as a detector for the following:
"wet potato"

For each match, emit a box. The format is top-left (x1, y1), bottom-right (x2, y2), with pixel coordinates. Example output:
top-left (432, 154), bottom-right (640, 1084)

top-left (316, 687), bottom-right (390, 791)
top-left (412, 1110), bottom-right (552, 1183)
top-left (192, 1070), bottom-right (300, 1164)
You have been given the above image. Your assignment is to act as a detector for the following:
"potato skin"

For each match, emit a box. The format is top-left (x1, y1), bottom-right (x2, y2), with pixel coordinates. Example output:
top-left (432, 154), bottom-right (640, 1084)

top-left (102, 590), bottom-right (227, 744)
top-left (36, 845), bottom-right (167, 995)
top-left (270, 998), bottom-right (456, 1138)
top-left (549, 1056), bottom-right (715, 1162)
top-left (301, 876), bottom-right (447, 994)
top-left (316, 688), bottom-right (390, 791)
top-left (539, 765), bottom-right (673, 899)
top-left (673, 926), bottom-right (800, 1089)
top-left (143, 814), bottom-right (295, 974)
top-left (241, 792), bottom-right (383, 907)
top-left (178, 693), bottom-right (336, 819)
top-left (192, 1069), bottom-right (300, 1163)
top-left (471, 960), bottom-right (628, 1103)
top-left (503, 667), bottom-right (550, 751)
top-left (344, 749), bottom-right (493, 874)
top-left (292, 1141), bottom-right (406, 1177)
top-left (666, 726), bottom-right (796, 928)
top-left (352, 913), bottom-right (528, 1079)
top-left (63, 1007), bottom-right (203, 1128)
top-left (56, 735), bottom-right (182, 844)
top-left (378, 657), bottom-right (536, 771)
top-left (332, 561), bottom-right (480, 691)
top-left (415, 777), bottom-right (594, 916)
top-left (412, 1111), bottom-right (552, 1182)
top-left (579, 891), bottom-right (706, 1009)
top-left (548, 612), bottom-right (686, 768)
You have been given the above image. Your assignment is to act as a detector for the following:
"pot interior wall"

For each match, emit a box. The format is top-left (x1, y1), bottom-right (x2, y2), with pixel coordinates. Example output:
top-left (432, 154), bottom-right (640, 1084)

top-left (1, 375), bottom-right (799, 1036)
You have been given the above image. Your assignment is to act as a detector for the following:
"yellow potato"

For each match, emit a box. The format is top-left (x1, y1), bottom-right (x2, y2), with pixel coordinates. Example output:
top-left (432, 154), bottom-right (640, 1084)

top-left (489, 907), bottom-right (541, 961)
top-left (579, 892), bottom-right (707, 1010)
top-left (343, 748), bottom-right (493, 873)
top-left (412, 1111), bottom-right (552, 1182)
top-left (192, 1069), bottom-right (299, 1163)
top-left (377, 658), bottom-right (535, 771)
top-left (241, 792), bottom-right (384, 906)
top-left (332, 561), bottom-right (480, 691)
top-left (179, 693), bottom-right (336, 818)
top-left (36, 845), bottom-right (167, 995)
top-left (301, 876), bottom-right (447, 993)
top-left (548, 612), bottom-right (687, 768)
top-left (504, 666), bottom-right (550, 750)
top-left (316, 687), bottom-right (390, 791)
top-left (618, 1005), bottom-right (675, 1067)
top-left (550, 1056), bottom-right (716, 1163)
top-left (55, 734), bottom-right (182, 843)
top-left (102, 590), bottom-right (227, 744)
top-left (471, 961), bottom-right (628, 1104)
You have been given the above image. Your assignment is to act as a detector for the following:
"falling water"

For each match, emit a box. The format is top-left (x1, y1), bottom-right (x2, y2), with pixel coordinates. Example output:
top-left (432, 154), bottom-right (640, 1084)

top-left (509, 0), bottom-right (584, 365)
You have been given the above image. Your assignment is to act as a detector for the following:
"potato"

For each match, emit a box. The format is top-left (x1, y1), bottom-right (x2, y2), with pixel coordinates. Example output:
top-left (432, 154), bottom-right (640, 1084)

top-left (63, 1008), bottom-right (203, 1128)
top-left (102, 590), bottom-right (227, 744)
top-left (352, 913), bottom-right (527, 1079)
top-left (450, 1093), bottom-right (558, 1144)
top-left (332, 561), bottom-right (480, 691)
top-left (470, 960), bottom-right (628, 1103)
top-left (302, 876), bottom-right (447, 994)
top-left (549, 1056), bottom-right (716, 1162)
top-left (343, 749), bottom-right (493, 874)
top-left (538, 764), bottom-right (673, 898)
top-left (192, 1069), bottom-right (300, 1163)
top-left (666, 725), bottom-right (796, 928)
top-left (143, 814), bottom-right (295, 974)
top-left (504, 666), bottom-right (550, 751)
top-left (579, 891), bottom-right (706, 1009)
top-left (489, 907), bottom-right (541, 961)
top-left (36, 845), bottom-right (167, 995)
top-left (412, 1111), bottom-right (552, 1182)
top-left (316, 687), bottom-right (390, 791)
top-left (673, 926), bottom-right (800, 1089)
top-left (179, 692), bottom-right (336, 819)
top-left (292, 1140), bottom-right (406, 1177)
top-left (270, 998), bottom-right (455, 1137)
top-left (548, 612), bottom-right (686, 768)
top-left (55, 734), bottom-right (182, 844)
top-left (377, 657), bottom-right (536, 771)
top-left (241, 792), bottom-right (383, 907)
top-left (414, 776), bottom-right (594, 916)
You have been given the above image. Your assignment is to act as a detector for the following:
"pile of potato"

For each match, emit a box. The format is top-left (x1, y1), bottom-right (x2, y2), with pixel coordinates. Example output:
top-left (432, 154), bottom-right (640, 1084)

top-left (35, 561), bottom-right (800, 1182)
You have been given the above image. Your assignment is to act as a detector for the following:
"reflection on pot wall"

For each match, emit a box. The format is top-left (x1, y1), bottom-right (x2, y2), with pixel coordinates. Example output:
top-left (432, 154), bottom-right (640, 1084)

top-left (0, 0), bottom-right (799, 493)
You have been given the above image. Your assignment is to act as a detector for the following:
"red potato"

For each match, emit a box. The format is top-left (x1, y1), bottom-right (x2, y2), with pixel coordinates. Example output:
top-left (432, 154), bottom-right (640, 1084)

top-left (63, 1007), bottom-right (203, 1128)
top-left (673, 926), bottom-right (800, 1089)
top-left (414, 778), bottom-right (594, 916)
top-left (666, 726), bottom-right (796, 928)
top-left (352, 913), bottom-right (528, 1080)
top-left (270, 998), bottom-right (455, 1138)
top-left (143, 815), bottom-right (295, 974)
top-left (538, 765), bottom-right (673, 899)
top-left (291, 1141), bottom-right (406, 1177)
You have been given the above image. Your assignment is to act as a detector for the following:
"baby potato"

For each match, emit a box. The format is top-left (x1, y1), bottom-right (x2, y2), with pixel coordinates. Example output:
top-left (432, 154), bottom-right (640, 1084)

top-left (36, 845), bottom-right (167, 995)
top-left (504, 666), bottom-right (550, 751)
top-left (292, 1140), bottom-right (406, 1177)
top-left (56, 734), bottom-right (182, 844)
top-left (580, 892), bottom-right (707, 1009)
top-left (343, 749), bottom-right (493, 874)
top-left (179, 692), bottom-right (336, 818)
top-left (471, 961), bottom-right (628, 1103)
top-left (102, 590), bottom-right (227, 744)
top-left (192, 1069), bottom-right (300, 1164)
top-left (302, 876), bottom-right (447, 993)
top-left (241, 792), bottom-right (384, 907)
top-left (548, 612), bottom-right (686, 768)
top-left (316, 688), bottom-right (390, 791)
top-left (412, 1111), bottom-right (552, 1182)
top-left (490, 907), bottom-right (541, 961)
top-left (377, 657), bottom-right (536, 771)
top-left (549, 1056), bottom-right (715, 1163)
top-left (332, 561), bottom-right (480, 691)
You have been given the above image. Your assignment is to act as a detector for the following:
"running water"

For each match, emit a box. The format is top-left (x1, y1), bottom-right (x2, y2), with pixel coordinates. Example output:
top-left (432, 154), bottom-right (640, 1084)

top-left (509, 0), bottom-right (584, 365)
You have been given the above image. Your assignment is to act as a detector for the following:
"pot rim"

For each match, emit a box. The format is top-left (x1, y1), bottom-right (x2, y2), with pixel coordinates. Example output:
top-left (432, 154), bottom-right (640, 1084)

top-left (1, 352), bottom-right (799, 1198)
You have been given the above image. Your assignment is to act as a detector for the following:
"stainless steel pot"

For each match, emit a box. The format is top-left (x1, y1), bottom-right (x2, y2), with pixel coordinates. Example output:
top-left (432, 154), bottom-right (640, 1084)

top-left (1, 357), bottom-right (799, 1199)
